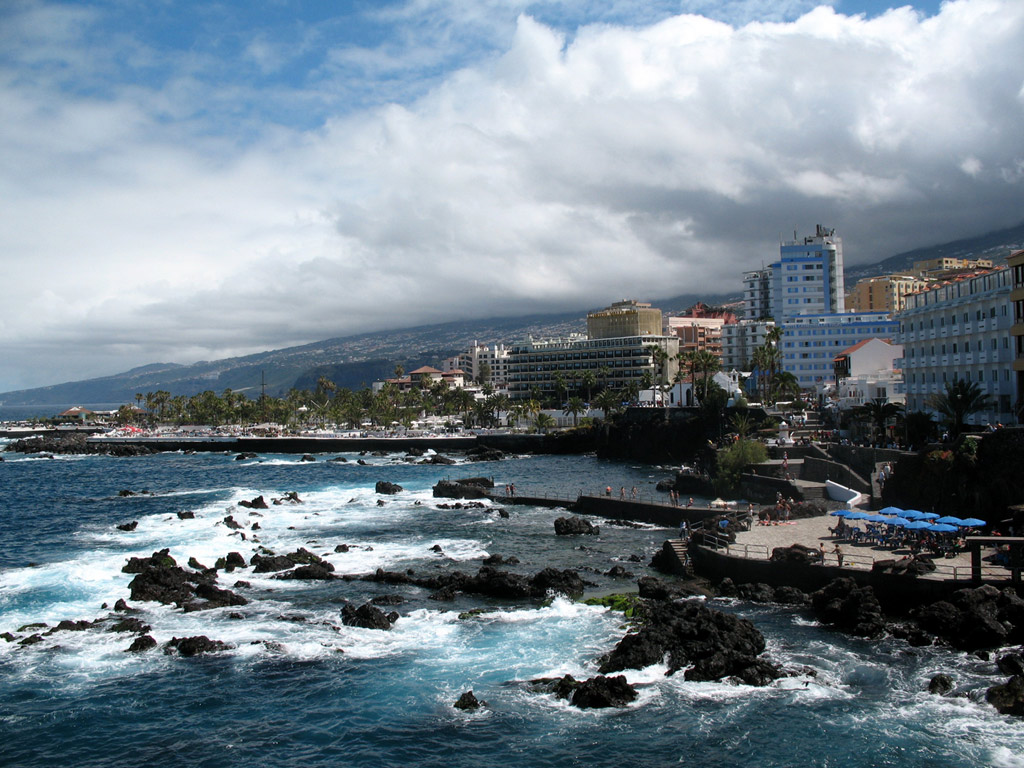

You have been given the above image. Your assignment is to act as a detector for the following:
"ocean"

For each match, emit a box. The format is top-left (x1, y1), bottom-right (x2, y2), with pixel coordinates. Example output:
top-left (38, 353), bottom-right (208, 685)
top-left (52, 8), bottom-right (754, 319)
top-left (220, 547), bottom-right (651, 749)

top-left (1, 444), bottom-right (1022, 768)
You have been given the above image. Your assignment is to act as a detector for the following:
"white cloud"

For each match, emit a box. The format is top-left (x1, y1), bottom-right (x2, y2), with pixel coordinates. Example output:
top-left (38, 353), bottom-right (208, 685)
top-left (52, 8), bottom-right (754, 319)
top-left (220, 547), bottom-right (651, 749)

top-left (1, 0), bottom-right (1023, 391)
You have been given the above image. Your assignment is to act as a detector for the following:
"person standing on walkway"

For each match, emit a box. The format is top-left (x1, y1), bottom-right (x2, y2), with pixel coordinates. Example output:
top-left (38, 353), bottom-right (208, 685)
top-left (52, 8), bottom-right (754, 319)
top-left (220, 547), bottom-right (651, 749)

top-left (833, 544), bottom-right (844, 567)
top-left (679, 520), bottom-right (688, 540)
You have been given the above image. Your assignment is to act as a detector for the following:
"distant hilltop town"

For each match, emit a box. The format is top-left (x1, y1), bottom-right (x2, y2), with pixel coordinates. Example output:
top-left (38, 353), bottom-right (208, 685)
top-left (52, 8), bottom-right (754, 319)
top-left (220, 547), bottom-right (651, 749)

top-left (371, 226), bottom-right (1023, 430)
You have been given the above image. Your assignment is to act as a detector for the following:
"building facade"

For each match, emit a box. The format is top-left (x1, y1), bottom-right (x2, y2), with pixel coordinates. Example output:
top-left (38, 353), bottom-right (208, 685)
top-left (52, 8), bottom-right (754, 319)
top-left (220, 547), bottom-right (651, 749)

top-left (781, 312), bottom-right (898, 388)
top-left (1011, 250), bottom-right (1024, 421)
top-left (666, 316), bottom-right (726, 359)
top-left (721, 320), bottom-right (775, 372)
top-left (742, 268), bottom-right (773, 321)
top-left (506, 334), bottom-right (679, 401)
top-left (442, 342), bottom-right (511, 387)
top-left (914, 256), bottom-right (994, 277)
top-left (846, 274), bottom-right (931, 314)
top-left (586, 299), bottom-right (663, 339)
top-left (832, 338), bottom-right (905, 409)
top-left (771, 225), bottom-right (845, 322)
top-left (896, 266), bottom-right (1015, 425)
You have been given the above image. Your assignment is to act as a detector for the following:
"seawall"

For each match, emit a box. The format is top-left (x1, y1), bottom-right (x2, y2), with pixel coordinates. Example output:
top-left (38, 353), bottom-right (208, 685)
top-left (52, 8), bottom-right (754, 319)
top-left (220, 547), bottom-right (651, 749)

top-left (83, 434), bottom-right (548, 454)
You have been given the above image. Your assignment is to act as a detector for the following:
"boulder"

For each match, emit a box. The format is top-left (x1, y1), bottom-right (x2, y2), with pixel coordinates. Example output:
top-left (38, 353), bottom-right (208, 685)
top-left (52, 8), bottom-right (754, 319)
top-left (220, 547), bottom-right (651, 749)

top-left (482, 554), bottom-right (520, 566)
top-left (187, 582), bottom-right (248, 611)
top-left (987, 675), bottom-right (1024, 717)
top-left (126, 635), bottom-right (157, 653)
top-left (422, 454), bottom-right (456, 465)
top-left (165, 635), bottom-right (232, 657)
top-left (998, 654), bottom-right (1024, 677)
top-left (116, 521), bottom-right (139, 532)
top-left (433, 479), bottom-right (490, 499)
top-left (251, 554), bottom-right (298, 573)
top-left (928, 674), bottom-right (955, 695)
top-left (599, 597), bottom-right (774, 684)
top-left (736, 583), bottom-right (777, 603)
top-left (341, 603), bottom-right (396, 630)
top-left (238, 496), bottom-right (269, 510)
top-left (769, 544), bottom-right (817, 565)
top-left (554, 516), bottom-right (599, 536)
top-left (605, 565), bottom-right (634, 579)
top-left (177, 510), bottom-right (195, 520)
top-left (570, 675), bottom-right (638, 709)
top-left (108, 618), bottom-right (151, 634)
top-left (222, 515), bottom-right (242, 530)
top-left (235, 452), bottom-right (258, 461)
top-left (375, 481), bottom-right (403, 495)
top-left (329, 456), bottom-right (348, 463)
top-left (300, 454), bottom-right (316, 462)
top-left (466, 446), bottom-right (504, 462)
top-left (274, 563), bottom-right (336, 581)
top-left (810, 578), bottom-right (886, 639)
top-left (530, 568), bottom-right (584, 599)
top-left (454, 691), bottom-right (483, 710)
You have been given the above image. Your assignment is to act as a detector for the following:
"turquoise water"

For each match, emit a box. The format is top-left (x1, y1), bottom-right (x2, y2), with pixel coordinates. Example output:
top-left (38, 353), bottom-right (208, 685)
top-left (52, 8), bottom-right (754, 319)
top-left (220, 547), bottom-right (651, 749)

top-left (1, 447), bottom-right (1023, 768)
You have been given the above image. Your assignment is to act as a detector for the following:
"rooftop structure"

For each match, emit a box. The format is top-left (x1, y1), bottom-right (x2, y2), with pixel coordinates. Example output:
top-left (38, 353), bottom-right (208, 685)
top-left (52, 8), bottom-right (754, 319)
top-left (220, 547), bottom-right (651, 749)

top-left (586, 299), bottom-right (663, 340)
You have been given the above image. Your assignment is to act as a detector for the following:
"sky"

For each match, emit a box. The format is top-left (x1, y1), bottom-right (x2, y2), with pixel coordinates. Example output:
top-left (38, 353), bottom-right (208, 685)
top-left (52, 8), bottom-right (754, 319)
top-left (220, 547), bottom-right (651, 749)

top-left (1, 0), bottom-right (1022, 392)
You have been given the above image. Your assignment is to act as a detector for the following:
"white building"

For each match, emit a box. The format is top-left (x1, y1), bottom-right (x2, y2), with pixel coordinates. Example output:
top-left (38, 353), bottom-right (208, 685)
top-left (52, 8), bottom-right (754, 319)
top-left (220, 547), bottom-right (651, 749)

top-left (832, 338), bottom-right (905, 409)
top-left (442, 342), bottom-right (511, 387)
top-left (742, 268), bottom-right (773, 321)
top-left (781, 312), bottom-right (899, 388)
top-left (896, 267), bottom-right (1015, 425)
top-left (721, 320), bottom-right (775, 372)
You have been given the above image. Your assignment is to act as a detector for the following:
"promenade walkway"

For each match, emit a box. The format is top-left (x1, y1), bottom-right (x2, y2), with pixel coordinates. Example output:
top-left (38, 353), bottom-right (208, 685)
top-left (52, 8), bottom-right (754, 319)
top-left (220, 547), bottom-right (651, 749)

top-left (725, 514), bottom-right (1008, 582)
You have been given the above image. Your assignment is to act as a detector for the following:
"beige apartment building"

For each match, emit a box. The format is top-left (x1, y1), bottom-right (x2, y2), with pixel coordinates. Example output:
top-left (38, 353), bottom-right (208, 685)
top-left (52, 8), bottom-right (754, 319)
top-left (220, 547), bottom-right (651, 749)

top-left (846, 274), bottom-right (930, 314)
top-left (1010, 249), bottom-right (1024, 420)
top-left (586, 299), bottom-right (663, 339)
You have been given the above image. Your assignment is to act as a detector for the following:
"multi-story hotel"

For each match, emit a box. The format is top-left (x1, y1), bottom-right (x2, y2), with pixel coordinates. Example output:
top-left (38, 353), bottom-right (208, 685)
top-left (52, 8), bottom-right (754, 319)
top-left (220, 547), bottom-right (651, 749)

top-left (442, 342), bottom-right (511, 387)
top-left (896, 267), bottom-right (1015, 425)
top-left (914, 256), bottom-right (994, 277)
top-left (781, 311), bottom-right (898, 389)
top-left (741, 268), bottom-right (773, 321)
top-left (506, 300), bottom-right (678, 401)
top-left (771, 225), bottom-right (845, 322)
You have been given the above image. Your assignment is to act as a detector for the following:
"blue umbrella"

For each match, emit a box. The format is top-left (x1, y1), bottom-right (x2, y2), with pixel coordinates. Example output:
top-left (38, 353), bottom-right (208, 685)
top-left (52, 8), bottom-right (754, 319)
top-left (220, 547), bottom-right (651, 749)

top-left (902, 510), bottom-right (926, 520)
top-left (846, 511), bottom-right (871, 520)
top-left (879, 506), bottom-right (904, 516)
top-left (928, 523), bottom-right (958, 533)
top-left (958, 517), bottom-right (987, 527)
top-left (830, 510), bottom-right (853, 517)
top-left (904, 520), bottom-right (932, 530)
top-left (935, 516), bottom-right (964, 525)
top-left (866, 515), bottom-right (889, 523)
top-left (886, 518), bottom-right (909, 527)
top-left (919, 512), bottom-right (940, 520)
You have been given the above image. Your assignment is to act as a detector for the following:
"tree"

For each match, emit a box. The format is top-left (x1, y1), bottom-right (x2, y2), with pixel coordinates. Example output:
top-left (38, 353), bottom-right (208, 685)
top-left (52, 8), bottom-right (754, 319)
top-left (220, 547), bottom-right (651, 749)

top-left (928, 379), bottom-right (995, 438)
top-left (594, 388), bottom-right (621, 418)
top-left (535, 412), bottom-right (556, 433)
top-left (769, 371), bottom-right (801, 403)
top-left (394, 364), bottom-right (405, 380)
top-left (580, 370), bottom-right (597, 402)
top-left (477, 361), bottom-right (491, 387)
top-left (852, 398), bottom-right (903, 445)
top-left (551, 371), bottom-right (567, 407)
top-left (729, 412), bottom-right (755, 440)
top-left (563, 396), bottom-right (586, 427)
top-left (715, 438), bottom-right (768, 495)
top-left (690, 350), bottom-right (721, 403)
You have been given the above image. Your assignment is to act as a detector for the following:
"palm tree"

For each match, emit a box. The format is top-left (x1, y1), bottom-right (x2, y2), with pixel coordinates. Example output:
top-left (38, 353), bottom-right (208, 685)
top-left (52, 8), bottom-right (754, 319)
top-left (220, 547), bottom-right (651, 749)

top-left (853, 397), bottom-right (903, 445)
top-left (563, 396), bottom-right (587, 427)
top-left (928, 379), bottom-right (994, 438)
top-left (690, 350), bottom-right (720, 402)
top-left (580, 370), bottom-right (597, 403)
top-left (729, 411), bottom-right (755, 440)
top-left (769, 371), bottom-right (801, 403)
top-left (594, 388), bottom-right (621, 418)
top-left (551, 371), bottom-right (567, 407)
top-left (535, 412), bottom-right (556, 433)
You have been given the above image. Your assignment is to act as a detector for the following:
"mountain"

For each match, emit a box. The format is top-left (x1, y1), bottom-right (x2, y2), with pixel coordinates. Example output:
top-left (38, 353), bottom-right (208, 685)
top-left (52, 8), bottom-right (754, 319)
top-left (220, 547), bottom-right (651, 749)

top-left (0, 295), bottom-right (726, 406)
top-left (843, 220), bottom-right (1024, 284)
top-left (4, 220), bottom-right (1022, 407)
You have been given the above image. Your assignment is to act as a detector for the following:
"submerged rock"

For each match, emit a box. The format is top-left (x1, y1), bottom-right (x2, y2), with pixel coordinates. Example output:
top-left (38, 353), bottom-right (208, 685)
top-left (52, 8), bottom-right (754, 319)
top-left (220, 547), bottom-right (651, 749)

top-left (453, 690), bottom-right (484, 710)
top-left (341, 603), bottom-right (397, 630)
top-left (165, 635), bottom-right (232, 657)
top-left (375, 481), bottom-right (403, 495)
top-left (987, 675), bottom-right (1024, 716)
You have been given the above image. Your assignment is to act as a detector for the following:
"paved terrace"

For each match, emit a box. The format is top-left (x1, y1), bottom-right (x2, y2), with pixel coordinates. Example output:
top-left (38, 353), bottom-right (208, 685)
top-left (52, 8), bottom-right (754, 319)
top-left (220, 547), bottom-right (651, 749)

top-left (726, 514), bottom-right (1017, 582)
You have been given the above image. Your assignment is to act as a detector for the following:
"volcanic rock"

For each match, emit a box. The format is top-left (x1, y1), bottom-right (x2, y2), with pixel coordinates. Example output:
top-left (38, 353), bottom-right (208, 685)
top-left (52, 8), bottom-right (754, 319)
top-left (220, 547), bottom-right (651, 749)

top-left (341, 603), bottom-right (396, 630)
top-left (375, 481), bottom-right (403, 495)
top-left (238, 495), bottom-right (269, 510)
top-left (810, 578), bottom-right (886, 638)
top-left (126, 635), bottom-right (157, 653)
top-left (570, 675), bottom-right (638, 709)
top-left (928, 674), bottom-right (955, 695)
top-left (554, 516), bottom-right (599, 536)
top-left (987, 675), bottom-right (1024, 716)
top-left (165, 635), bottom-right (232, 657)
top-left (454, 690), bottom-right (483, 710)
top-left (116, 521), bottom-right (139, 532)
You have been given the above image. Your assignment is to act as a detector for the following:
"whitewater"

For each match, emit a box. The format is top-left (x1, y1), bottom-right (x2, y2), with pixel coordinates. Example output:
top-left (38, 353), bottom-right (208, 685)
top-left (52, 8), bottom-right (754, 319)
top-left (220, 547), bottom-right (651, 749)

top-left (1, 447), bottom-right (1023, 768)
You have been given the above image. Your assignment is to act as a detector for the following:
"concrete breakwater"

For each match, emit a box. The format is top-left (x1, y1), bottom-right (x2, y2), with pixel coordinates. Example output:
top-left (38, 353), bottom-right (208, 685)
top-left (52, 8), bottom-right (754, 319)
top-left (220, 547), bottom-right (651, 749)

top-left (84, 433), bottom-right (548, 454)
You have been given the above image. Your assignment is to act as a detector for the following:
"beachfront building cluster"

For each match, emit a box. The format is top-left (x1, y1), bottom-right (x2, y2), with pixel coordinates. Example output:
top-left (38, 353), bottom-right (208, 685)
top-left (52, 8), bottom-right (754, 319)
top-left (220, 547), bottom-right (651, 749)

top-left (721, 320), bottom-right (775, 372)
top-left (780, 311), bottom-right (899, 389)
top-left (441, 343), bottom-right (511, 388)
top-left (895, 266), bottom-right (1016, 426)
top-left (371, 366), bottom-right (469, 394)
top-left (506, 300), bottom-right (679, 402)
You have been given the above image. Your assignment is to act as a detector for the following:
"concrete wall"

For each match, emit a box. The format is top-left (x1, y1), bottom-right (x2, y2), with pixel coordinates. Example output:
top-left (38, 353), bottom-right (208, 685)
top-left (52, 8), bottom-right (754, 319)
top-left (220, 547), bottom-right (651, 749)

top-left (802, 456), bottom-right (871, 493)
top-left (572, 495), bottom-right (722, 527)
top-left (739, 474), bottom-right (800, 503)
top-left (826, 444), bottom-right (907, 479)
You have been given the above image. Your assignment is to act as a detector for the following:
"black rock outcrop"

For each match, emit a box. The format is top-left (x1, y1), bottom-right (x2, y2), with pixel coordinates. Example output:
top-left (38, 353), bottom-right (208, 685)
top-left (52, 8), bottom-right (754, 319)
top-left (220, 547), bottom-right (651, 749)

top-left (341, 603), bottom-right (397, 630)
top-left (554, 516), bottom-right (599, 536)
top-left (810, 578), bottom-right (886, 638)
top-left (375, 481), bottom-right (403, 495)
top-left (571, 675), bottom-right (637, 709)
